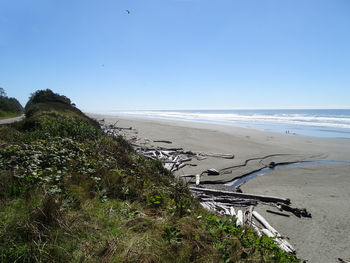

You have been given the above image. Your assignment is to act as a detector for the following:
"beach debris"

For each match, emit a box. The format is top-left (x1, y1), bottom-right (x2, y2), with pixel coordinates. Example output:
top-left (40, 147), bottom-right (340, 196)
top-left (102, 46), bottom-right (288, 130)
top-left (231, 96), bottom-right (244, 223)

top-left (246, 206), bottom-right (254, 225)
top-left (190, 185), bottom-right (308, 254)
top-left (253, 211), bottom-right (295, 254)
top-left (253, 211), bottom-right (280, 237)
top-left (205, 168), bottom-right (220, 176)
top-left (338, 258), bottom-right (350, 263)
top-left (198, 192), bottom-right (296, 254)
top-left (266, 209), bottom-right (290, 217)
top-left (195, 174), bottom-right (200, 185)
top-left (190, 186), bottom-right (291, 205)
top-left (178, 174), bottom-right (196, 178)
top-left (153, 140), bottom-right (172, 144)
top-left (236, 210), bottom-right (244, 226)
top-left (204, 153), bottom-right (235, 159)
top-left (268, 161), bottom-right (276, 168)
top-left (131, 147), bottom-right (233, 173)
top-left (277, 203), bottom-right (312, 218)
top-left (261, 228), bottom-right (295, 254)
top-left (99, 120), bottom-right (235, 174)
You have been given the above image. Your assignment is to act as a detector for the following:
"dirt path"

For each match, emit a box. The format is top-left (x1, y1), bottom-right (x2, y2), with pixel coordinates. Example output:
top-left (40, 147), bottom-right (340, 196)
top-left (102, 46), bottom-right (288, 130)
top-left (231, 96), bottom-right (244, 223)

top-left (0, 115), bottom-right (24, 125)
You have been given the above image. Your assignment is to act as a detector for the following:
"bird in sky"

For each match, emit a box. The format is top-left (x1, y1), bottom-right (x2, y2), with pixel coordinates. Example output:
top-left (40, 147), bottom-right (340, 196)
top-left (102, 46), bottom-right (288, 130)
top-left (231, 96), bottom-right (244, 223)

top-left (125, 10), bottom-right (130, 14)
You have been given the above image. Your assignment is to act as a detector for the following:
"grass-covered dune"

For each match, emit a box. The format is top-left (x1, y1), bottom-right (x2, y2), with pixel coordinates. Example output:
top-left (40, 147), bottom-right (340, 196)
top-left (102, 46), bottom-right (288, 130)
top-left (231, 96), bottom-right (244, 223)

top-left (0, 90), bottom-right (300, 262)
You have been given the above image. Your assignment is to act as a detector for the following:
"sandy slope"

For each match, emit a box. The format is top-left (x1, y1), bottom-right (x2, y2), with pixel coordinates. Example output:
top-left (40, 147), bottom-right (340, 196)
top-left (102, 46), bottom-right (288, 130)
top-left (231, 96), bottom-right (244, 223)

top-left (90, 114), bottom-right (350, 263)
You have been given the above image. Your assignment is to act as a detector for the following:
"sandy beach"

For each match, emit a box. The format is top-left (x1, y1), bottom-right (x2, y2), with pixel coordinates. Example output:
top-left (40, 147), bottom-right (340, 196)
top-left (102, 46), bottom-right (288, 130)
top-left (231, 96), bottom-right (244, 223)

top-left (90, 113), bottom-right (350, 263)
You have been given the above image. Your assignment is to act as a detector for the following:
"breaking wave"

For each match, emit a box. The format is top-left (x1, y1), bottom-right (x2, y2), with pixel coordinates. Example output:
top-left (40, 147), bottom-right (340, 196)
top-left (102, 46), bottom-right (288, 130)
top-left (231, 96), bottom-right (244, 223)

top-left (113, 109), bottom-right (350, 138)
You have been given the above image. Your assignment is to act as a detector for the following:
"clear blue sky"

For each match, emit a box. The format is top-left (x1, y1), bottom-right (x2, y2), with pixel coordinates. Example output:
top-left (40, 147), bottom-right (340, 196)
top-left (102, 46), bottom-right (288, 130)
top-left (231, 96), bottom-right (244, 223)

top-left (1, 0), bottom-right (350, 111)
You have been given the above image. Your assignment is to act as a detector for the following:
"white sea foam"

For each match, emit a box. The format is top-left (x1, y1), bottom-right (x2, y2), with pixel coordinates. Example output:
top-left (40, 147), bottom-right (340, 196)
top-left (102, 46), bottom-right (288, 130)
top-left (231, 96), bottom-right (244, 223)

top-left (118, 110), bottom-right (350, 130)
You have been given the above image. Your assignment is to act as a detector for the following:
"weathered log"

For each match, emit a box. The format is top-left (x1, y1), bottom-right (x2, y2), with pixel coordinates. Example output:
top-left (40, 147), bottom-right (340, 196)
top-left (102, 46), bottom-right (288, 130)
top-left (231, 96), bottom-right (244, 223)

top-left (261, 229), bottom-right (294, 254)
top-left (236, 210), bottom-right (244, 226)
top-left (157, 150), bottom-right (164, 159)
top-left (161, 150), bottom-right (176, 156)
top-left (200, 202), bottom-right (211, 211)
top-left (177, 163), bottom-right (186, 169)
top-left (204, 153), bottom-right (235, 159)
top-left (164, 163), bottom-right (174, 170)
top-left (195, 174), bottom-right (200, 185)
top-left (179, 157), bottom-right (192, 162)
top-left (159, 147), bottom-right (183, 151)
top-left (213, 202), bottom-right (231, 216)
top-left (206, 168), bottom-right (220, 176)
top-left (199, 196), bottom-right (258, 206)
top-left (252, 211), bottom-right (280, 237)
top-left (253, 211), bottom-right (296, 254)
top-left (173, 156), bottom-right (179, 163)
top-left (266, 209), bottom-right (290, 217)
top-left (246, 206), bottom-right (254, 225)
top-left (279, 238), bottom-right (295, 255)
top-left (251, 222), bottom-right (262, 237)
top-left (230, 207), bottom-right (236, 216)
top-left (178, 174), bottom-right (195, 178)
top-left (222, 206), bottom-right (231, 216)
top-left (154, 140), bottom-right (172, 144)
top-left (190, 186), bottom-right (291, 204)
top-left (114, 126), bottom-right (132, 130)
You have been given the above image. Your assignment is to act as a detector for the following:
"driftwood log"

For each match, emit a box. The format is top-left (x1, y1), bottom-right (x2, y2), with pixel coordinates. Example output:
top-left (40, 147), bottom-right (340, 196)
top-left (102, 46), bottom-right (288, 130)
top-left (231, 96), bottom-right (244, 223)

top-left (236, 210), bottom-right (244, 226)
top-left (190, 186), bottom-right (291, 205)
top-left (253, 211), bottom-right (295, 254)
top-left (253, 211), bottom-right (281, 237)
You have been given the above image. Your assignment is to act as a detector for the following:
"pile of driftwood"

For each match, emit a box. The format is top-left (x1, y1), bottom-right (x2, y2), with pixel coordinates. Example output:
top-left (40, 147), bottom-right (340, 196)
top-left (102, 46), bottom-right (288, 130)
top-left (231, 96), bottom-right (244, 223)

top-left (191, 186), bottom-right (312, 254)
top-left (99, 119), bottom-right (234, 174)
top-left (135, 148), bottom-right (234, 173)
top-left (100, 121), bottom-right (133, 137)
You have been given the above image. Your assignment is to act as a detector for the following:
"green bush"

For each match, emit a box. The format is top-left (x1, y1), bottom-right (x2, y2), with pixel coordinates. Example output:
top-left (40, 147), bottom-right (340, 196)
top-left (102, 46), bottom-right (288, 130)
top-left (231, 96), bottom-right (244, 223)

top-left (25, 89), bottom-right (71, 112)
top-left (18, 111), bottom-right (101, 141)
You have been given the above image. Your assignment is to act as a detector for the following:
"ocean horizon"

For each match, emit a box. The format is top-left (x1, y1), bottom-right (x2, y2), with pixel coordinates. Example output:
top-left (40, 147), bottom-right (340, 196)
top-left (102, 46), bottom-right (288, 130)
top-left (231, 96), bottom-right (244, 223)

top-left (107, 109), bottom-right (350, 139)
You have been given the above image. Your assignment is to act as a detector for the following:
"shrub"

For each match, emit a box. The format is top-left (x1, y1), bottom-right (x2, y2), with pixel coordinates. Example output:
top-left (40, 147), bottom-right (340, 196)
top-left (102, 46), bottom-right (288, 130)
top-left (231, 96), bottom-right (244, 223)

top-left (25, 89), bottom-right (71, 112)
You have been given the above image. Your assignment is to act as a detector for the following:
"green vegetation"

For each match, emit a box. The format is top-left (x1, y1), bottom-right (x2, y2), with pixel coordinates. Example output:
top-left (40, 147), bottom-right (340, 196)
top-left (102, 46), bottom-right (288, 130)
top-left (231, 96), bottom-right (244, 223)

top-left (0, 89), bottom-right (300, 262)
top-left (0, 88), bottom-right (23, 119)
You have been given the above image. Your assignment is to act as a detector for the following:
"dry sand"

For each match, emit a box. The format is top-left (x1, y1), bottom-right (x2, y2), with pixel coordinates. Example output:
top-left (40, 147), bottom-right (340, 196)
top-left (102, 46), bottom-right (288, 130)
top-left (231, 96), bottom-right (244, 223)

top-left (91, 113), bottom-right (350, 263)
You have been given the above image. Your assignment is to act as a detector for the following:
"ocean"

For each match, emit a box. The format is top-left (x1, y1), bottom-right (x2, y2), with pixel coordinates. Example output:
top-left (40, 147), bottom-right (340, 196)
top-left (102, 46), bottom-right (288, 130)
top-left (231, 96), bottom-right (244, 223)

top-left (114, 109), bottom-right (350, 138)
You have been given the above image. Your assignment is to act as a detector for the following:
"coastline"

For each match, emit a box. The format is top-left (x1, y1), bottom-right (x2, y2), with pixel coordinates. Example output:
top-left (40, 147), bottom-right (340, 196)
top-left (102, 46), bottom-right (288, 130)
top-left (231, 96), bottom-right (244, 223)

top-left (90, 113), bottom-right (350, 262)
top-left (107, 109), bottom-right (350, 139)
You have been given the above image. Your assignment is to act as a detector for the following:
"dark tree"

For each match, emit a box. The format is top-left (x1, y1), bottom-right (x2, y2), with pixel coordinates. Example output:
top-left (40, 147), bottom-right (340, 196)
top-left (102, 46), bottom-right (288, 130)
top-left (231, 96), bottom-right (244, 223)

top-left (0, 88), bottom-right (23, 116)
top-left (25, 89), bottom-right (71, 111)
top-left (0, 87), bottom-right (6, 97)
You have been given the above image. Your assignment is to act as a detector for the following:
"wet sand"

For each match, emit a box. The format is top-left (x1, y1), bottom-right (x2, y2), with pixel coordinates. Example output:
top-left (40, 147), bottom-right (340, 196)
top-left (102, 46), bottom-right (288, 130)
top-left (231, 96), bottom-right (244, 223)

top-left (90, 113), bottom-right (350, 263)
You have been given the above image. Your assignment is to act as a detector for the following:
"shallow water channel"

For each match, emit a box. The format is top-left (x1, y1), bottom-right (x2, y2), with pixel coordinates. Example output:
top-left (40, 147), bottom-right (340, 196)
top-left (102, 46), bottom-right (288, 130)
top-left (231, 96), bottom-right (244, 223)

top-left (225, 160), bottom-right (350, 189)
